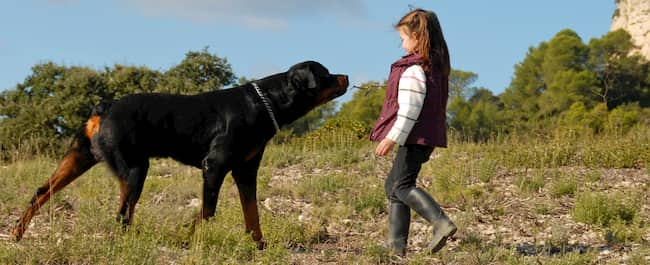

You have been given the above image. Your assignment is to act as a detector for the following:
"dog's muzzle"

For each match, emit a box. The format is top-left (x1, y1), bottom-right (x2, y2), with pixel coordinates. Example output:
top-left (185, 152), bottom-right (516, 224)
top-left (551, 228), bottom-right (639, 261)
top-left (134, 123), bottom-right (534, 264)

top-left (332, 74), bottom-right (349, 98)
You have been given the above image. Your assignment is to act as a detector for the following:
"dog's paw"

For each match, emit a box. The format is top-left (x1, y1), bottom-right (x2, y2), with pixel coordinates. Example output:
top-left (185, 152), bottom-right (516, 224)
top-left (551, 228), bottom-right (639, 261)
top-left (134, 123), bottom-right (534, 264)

top-left (257, 239), bottom-right (267, 250)
top-left (10, 227), bottom-right (23, 242)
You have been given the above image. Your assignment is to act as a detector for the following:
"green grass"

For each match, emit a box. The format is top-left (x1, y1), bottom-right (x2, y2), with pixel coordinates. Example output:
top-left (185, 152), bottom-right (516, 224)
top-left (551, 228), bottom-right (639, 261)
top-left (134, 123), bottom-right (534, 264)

top-left (515, 171), bottom-right (546, 194)
top-left (1, 126), bottom-right (649, 264)
top-left (550, 175), bottom-right (578, 198)
top-left (572, 191), bottom-right (641, 227)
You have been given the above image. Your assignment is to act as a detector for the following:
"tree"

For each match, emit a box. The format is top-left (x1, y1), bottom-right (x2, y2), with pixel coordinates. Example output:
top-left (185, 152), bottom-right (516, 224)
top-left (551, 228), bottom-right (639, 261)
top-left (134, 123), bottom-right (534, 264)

top-left (285, 101), bottom-right (337, 135)
top-left (587, 29), bottom-right (650, 108)
top-left (0, 63), bottom-right (105, 138)
top-left (448, 88), bottom-right (503, 141)
top-left (449, 70), bottom-right (478, 100)
top-left (160, 47), bottom-right (236, 94)
top-left (467, 99), bottom-right (501, 141)
top-left (537, 69), bottom-right (599, 117)
top-left (501, 29), bottom-right (590, 124)
top-left (104, 65), bottom-right (162, 98)
top-left (500, 28), bottom-right (649, 130)
top-left (469, 88), bottom-right (500, 106)
top-left (541, 29), bottom-right (589, 84)
top-left (336, 81), bottom-right (386, 127)
top-left (0, 48), bottom-right (236, 155)
top-left (500, 41), bottom-right (548, 125)
top-left (447, 96), bottom-right (471, 135)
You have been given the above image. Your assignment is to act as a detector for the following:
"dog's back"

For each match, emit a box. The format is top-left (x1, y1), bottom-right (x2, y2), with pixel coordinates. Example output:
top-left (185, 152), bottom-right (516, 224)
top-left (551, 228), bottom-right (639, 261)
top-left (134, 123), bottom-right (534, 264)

top-left (93, 91), bottom-right (221, 168)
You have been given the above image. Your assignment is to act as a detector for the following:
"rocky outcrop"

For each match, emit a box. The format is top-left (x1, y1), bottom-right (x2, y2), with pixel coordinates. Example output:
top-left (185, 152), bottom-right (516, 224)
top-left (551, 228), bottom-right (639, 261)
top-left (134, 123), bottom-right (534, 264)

top-left (611, 0), bottom-right (650, 60)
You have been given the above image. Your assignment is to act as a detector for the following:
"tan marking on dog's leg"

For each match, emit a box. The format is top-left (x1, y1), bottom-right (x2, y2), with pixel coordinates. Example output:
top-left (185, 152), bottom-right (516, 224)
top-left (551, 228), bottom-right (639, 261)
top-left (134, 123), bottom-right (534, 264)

top-left (11, 143), bottom-right (97, 241)
top-left (236, 186), bottom-right (265, 249)
top-left (115, 178), bottom-right (128, 223)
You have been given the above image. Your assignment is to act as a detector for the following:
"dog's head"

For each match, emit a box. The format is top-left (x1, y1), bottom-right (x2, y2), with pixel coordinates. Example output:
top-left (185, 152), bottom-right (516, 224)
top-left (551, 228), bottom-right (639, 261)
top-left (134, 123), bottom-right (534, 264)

top-left (286, 61), bottom-right (348, 108)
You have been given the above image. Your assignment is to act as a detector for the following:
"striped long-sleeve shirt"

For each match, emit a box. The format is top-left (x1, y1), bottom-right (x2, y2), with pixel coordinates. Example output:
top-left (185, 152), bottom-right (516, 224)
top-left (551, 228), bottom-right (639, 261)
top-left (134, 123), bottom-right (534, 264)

top-left (385, 65), bottom-right (427, 146)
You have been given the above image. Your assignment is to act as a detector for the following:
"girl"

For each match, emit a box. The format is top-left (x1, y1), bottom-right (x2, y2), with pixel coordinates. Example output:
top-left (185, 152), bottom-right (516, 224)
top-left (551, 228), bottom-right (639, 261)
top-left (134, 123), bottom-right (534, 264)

top-left (369, 8), bottom-right (456, 256)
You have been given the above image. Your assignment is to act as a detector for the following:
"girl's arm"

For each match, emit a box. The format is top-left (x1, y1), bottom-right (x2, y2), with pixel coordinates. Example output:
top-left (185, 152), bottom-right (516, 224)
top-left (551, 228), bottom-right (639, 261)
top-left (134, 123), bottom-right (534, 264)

top-left (385, 65), bottom-right (427, 145)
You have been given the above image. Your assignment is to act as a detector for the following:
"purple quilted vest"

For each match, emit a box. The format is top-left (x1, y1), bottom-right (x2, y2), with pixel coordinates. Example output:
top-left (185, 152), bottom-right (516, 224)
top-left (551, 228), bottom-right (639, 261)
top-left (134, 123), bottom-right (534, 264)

top-left (369, 54), bottom-right (449, 147)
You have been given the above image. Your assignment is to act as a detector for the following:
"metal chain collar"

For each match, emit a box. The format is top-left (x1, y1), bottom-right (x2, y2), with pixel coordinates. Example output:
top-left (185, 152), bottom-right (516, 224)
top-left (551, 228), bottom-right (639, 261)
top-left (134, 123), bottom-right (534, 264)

top-left (251, 82), bottom-right (280, 133)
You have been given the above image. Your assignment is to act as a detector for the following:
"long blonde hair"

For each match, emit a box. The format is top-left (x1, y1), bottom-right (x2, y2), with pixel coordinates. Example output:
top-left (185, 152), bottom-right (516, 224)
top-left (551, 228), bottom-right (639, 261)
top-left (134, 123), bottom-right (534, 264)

top-left (395, 8), bottom-right (450, 76)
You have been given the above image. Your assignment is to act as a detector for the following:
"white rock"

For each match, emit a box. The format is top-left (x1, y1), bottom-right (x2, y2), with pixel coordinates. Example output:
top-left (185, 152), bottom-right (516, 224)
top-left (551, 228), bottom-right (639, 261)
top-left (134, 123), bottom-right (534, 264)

top-left (612, 0), bottom-right (650, 60)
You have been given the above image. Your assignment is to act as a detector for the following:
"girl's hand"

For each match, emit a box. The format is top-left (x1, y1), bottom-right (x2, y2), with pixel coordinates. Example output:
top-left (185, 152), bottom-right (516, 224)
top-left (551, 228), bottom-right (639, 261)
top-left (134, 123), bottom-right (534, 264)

top-left (375, 138), bottom-right (396, 156)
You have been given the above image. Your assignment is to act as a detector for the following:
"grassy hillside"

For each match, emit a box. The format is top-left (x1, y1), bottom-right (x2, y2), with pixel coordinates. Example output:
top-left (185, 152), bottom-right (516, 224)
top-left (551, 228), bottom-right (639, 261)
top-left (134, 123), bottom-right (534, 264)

top-left (1, 126), bottom-right (649, 264)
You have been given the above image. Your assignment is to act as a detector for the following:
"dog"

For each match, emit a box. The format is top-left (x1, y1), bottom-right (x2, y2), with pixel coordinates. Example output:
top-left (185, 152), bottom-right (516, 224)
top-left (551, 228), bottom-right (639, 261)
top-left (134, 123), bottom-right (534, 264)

top-left (11, 61), bottom-right (349, 249)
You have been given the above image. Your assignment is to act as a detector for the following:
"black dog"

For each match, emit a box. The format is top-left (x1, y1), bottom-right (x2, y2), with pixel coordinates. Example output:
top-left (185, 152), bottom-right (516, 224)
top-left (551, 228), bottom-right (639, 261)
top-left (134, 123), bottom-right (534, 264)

top-left (11, 61), bottom-right (348, 248)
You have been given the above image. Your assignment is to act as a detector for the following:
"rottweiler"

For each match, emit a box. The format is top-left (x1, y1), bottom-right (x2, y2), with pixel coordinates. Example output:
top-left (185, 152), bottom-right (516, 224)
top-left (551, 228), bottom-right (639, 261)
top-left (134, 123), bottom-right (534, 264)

top-left (11, 61), bottom-right (348, 249)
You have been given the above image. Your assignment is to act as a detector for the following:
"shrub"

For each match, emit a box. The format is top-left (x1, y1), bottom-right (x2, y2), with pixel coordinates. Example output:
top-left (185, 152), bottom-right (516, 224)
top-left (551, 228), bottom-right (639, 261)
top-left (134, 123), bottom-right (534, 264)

top-left (604, 218), bottom-right (644, 244)
top-left (572, 191), bottom-right (640, 227)
top-left (515, 172), bottom-right (545, 194)
top-left (605, 103), bottom-right (641, 133)
top-left (476, 158), bottom-right (498, 183)
top-left (550, 177), bottom-right (577, 198)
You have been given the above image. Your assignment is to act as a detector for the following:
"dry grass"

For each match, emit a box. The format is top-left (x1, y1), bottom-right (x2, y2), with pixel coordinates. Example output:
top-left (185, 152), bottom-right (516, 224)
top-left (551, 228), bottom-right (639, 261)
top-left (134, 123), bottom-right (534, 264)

top-left (1, 126), bottom-right (649, 264)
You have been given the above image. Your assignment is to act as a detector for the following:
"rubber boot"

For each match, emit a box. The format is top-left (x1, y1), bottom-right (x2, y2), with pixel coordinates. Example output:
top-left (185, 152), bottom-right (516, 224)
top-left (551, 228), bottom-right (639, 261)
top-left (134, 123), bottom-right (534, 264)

top-left (402, 188), bottom-right (456, 254)
top-left (387, 202), bottom-right (410, 256)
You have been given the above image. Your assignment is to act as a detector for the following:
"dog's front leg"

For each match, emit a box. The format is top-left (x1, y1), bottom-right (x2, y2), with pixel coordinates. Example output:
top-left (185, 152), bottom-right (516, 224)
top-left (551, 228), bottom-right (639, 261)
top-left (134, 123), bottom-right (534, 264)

top-left (185, 155), bottom-right (229, 245)
top-left (232, 149), bottom-right (266, 250)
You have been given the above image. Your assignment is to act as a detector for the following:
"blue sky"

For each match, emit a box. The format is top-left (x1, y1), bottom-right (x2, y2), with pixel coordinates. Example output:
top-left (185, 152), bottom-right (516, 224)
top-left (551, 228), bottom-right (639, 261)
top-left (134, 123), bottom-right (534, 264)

top-left (1, 0), bottom-right (615, 103)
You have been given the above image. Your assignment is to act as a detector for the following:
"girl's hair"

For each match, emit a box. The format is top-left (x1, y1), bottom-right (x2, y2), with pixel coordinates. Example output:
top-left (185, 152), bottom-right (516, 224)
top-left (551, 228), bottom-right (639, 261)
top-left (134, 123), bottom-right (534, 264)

top-left (395, 8), bottom-right (450, 76)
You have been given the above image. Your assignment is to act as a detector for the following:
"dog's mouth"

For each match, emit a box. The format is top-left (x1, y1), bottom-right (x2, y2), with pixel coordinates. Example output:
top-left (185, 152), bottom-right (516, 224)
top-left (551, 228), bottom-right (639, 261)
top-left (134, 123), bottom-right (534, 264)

top-left (316, 75), bottom-right (349, 106)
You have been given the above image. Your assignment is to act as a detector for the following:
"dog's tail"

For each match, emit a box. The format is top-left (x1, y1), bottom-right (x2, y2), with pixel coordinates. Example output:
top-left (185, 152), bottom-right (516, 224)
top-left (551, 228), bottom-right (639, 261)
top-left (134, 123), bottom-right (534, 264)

top-left (10, 101), bottom-right (112, 241)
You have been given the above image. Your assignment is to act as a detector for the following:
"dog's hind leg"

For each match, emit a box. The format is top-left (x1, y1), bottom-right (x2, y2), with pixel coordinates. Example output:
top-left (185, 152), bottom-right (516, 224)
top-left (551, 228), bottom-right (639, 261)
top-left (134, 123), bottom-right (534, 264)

top-left (116, 178), bottom-right (128, 223)
top-left (114, 161), bottom-right (149, 226)
top-left (98, 136), bottom-right (150, 227)
top-left (11, 126), bottom-right (98, 241)
top-left (232, 150), bottom-right (266, 250)
top-left (99, 146), bottom-right (149, 227)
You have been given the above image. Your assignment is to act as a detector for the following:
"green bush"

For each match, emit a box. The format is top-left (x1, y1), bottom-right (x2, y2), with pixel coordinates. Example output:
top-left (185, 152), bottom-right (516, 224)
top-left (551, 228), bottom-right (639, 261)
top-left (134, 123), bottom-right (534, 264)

top-left (572, 191), bottom-right (640, 227)
top-left (515, 172), bottom-right (545, 194)
top-left (550, 177), bottom-right (577, 198)
top-left (605, 103), bottom-right (641, 133)
top-left (604, 218), bottom-right (644, 244)
top-left (315, 118), bottom-right (370, 140)
top-left (476, 158), bottom-right (498, 183)
top-left (350, 183), bottom-right (385, 218)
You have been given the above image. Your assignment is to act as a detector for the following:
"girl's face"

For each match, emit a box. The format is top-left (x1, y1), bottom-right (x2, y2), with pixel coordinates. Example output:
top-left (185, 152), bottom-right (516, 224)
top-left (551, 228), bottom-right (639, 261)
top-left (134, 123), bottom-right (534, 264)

top-left (399, 27), bottom-right (418, 54)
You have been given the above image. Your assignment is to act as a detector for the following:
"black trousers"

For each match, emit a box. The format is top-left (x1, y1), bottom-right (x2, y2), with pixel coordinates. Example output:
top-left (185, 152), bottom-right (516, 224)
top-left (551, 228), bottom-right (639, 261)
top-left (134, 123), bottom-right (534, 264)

top-left (385, 144), bottom-right (434, 203)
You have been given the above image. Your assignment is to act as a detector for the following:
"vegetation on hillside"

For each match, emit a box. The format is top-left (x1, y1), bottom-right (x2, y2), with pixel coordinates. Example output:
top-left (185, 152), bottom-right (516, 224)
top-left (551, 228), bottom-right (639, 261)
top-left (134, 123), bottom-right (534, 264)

top-left (1, 124), bottom-right (648, 264)
top-left (338, 29), bottom-right (650, 142)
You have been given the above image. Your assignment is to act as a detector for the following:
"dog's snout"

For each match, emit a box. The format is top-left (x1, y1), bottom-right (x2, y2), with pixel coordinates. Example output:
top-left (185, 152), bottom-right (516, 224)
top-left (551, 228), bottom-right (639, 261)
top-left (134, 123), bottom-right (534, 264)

top-left (336, 75), bottom-right (349, 88)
